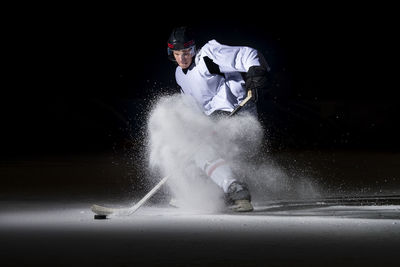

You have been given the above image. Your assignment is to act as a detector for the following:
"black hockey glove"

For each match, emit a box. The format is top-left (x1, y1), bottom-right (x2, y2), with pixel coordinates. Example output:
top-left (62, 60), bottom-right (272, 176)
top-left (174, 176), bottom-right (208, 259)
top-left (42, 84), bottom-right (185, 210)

top-left (245, 66), bottom-right (268, 103)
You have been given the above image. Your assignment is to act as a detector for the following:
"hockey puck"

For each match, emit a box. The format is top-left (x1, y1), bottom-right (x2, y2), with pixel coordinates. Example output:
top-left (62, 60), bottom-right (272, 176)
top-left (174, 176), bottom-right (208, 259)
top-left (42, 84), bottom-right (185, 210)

top-left (94, 214), bottom-right (107, 220)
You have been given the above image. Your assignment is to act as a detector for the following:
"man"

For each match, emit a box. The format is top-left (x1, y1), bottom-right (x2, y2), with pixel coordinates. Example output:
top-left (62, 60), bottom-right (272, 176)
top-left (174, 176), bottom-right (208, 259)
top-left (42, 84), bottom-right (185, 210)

top-left (166, 26), bottom-right (269, 211)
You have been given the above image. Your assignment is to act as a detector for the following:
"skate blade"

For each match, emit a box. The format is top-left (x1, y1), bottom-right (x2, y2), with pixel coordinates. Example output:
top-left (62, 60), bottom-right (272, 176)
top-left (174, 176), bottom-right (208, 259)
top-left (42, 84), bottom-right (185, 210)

top-left (230, 200), bottom-right (254, 212)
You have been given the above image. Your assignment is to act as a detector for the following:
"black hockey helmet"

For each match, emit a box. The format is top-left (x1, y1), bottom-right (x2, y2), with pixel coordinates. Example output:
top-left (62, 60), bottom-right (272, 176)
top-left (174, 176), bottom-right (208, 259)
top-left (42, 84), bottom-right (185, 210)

top-left (167, 26), bottom-right (196, 61)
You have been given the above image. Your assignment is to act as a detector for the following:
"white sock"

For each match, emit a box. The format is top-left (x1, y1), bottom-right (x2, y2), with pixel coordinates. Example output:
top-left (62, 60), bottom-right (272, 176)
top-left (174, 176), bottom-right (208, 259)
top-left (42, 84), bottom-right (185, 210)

top-left (204, 158), bottom-right (236, 193)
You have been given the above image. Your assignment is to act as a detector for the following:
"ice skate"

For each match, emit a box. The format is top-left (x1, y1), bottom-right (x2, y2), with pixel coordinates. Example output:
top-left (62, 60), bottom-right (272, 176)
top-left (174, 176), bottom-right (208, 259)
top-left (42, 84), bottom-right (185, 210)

top-left (226, 181), bottom-right (254, 212)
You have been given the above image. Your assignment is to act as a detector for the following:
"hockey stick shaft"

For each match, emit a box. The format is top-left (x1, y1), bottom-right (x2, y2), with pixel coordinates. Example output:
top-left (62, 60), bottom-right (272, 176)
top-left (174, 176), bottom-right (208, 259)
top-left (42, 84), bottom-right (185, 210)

top-left (126, 175), bottom-right (169, 214)
top-left (229, 90), bottom-right (253, 117)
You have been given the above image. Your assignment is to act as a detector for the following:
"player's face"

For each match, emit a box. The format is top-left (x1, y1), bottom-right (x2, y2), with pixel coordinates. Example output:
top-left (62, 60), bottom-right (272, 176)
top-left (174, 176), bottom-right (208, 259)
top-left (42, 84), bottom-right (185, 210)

top-left (173, 48), bottom-right (193, 69)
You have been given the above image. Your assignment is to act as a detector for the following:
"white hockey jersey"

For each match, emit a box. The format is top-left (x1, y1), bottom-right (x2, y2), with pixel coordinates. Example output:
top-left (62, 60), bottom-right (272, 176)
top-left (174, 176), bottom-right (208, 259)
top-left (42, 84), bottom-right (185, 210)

top-left (175, 39), bottom-right (265, 116)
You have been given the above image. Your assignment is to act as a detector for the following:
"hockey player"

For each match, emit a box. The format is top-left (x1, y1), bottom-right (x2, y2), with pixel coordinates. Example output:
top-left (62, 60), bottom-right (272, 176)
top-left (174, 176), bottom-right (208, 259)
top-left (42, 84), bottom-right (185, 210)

top-left (167, 26), bottom-right (269, 211)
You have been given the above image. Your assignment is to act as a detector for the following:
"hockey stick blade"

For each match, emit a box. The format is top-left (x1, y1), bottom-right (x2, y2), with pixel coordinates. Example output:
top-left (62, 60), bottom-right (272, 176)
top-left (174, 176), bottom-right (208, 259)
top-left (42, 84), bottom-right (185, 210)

top-left (91, 175), bottom-right (170, 216)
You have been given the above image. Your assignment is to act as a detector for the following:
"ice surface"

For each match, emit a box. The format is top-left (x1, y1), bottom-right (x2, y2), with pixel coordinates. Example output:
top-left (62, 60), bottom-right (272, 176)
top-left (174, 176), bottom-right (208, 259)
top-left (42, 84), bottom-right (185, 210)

top-left (1, 199), bottom-right (399, 266)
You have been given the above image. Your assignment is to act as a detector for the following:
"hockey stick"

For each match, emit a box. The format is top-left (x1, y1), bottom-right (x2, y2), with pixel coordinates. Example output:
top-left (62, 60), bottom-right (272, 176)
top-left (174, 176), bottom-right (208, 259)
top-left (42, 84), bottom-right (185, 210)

top-left (91, 90), bottom-right (253, 217)
top-left (91, 175), bottom-right (169, 216)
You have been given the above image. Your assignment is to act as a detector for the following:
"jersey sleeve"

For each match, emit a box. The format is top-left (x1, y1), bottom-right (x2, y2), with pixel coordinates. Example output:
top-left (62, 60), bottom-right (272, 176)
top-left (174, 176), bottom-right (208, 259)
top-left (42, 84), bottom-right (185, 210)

top-left (201, 39), bottom-right (262, 73)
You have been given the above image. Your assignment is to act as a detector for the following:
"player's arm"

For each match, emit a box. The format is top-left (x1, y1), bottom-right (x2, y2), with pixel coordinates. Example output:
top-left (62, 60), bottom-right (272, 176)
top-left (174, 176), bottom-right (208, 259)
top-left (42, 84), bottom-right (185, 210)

top-left (204, 40), bottom-right (269, 102)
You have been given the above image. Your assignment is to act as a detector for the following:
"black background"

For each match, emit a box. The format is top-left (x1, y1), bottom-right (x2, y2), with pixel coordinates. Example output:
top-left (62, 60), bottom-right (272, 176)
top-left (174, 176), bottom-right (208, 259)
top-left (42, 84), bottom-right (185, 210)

top-left (2, 5), bottom-right (399, 159)
top-left (0, 4), bottom-right (398, 170)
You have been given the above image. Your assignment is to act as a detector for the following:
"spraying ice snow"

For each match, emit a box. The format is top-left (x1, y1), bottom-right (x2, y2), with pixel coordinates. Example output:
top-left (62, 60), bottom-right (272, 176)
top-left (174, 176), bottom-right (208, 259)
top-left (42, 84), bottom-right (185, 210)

top-left (145, 93), bottom-right (319, 212)
top-left (146, 94), bottom-right (264, 211)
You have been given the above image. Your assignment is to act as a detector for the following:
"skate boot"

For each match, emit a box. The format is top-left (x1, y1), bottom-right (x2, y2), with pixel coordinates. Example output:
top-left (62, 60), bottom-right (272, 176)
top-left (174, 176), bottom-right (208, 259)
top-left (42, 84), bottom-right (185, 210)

top-left (226, 181), bottom-right (254, 212)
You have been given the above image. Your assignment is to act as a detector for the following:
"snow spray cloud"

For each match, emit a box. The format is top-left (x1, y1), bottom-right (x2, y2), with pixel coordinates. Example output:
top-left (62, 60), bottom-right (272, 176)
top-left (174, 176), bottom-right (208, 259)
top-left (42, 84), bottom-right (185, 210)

top-left (146, 94), bottom-right (319, 212)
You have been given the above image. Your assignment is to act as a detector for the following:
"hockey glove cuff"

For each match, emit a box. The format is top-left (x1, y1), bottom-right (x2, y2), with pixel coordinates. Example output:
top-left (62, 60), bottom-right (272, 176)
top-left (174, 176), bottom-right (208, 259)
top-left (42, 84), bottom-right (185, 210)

top-left (245, 65), bottom-right (268, 103)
